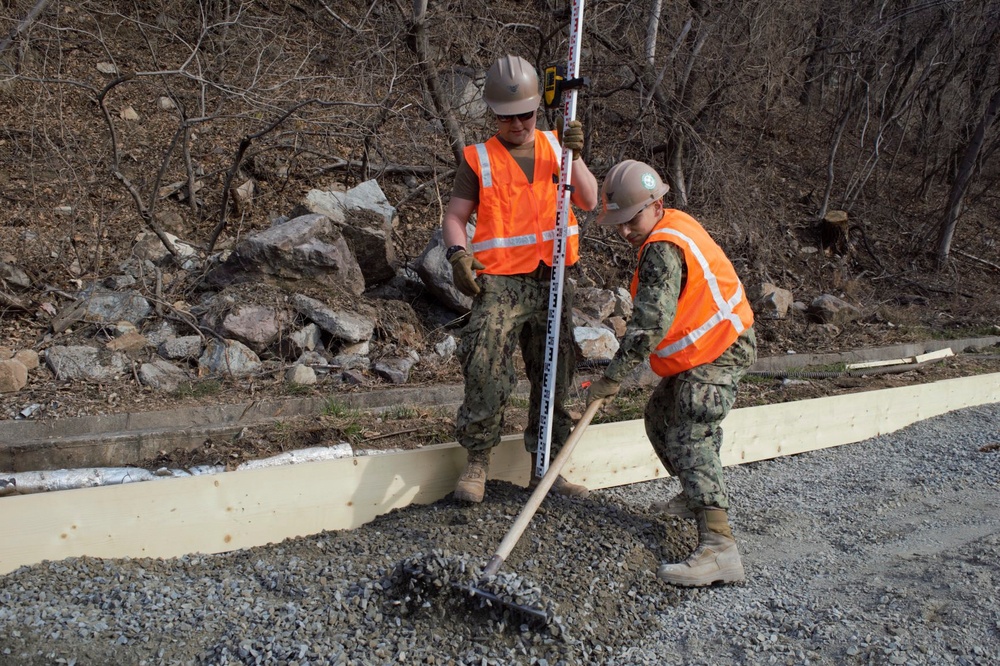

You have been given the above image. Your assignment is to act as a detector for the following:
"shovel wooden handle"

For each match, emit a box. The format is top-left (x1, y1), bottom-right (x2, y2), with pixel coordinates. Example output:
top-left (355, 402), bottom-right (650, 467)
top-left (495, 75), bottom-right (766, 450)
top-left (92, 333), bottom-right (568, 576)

top-left (482, 399), bottom-right (604, 577)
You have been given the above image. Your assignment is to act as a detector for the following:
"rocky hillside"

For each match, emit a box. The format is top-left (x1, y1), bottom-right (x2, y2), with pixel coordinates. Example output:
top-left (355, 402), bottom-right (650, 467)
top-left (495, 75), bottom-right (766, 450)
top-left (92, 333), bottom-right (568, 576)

top-left (1, 0), bottom-right (998, 421)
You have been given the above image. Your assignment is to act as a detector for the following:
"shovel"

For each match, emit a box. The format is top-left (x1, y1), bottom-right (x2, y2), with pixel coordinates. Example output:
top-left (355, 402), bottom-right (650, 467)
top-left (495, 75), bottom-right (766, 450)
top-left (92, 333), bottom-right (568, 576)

top-left (454, 399), bottom-right (603, 623)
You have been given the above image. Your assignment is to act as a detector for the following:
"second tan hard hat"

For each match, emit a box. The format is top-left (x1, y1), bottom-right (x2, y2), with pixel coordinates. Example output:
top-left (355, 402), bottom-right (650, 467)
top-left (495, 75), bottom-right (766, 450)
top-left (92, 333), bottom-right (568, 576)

top-left (596, 160), bottom-right (670, 226)
top-left (482, 55), bottom-right (540, 115)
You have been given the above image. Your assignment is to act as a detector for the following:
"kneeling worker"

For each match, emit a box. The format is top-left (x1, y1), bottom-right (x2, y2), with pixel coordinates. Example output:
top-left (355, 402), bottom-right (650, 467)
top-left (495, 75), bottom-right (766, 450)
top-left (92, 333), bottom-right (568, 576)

top-left (586, 160), bottom-right (756, 587)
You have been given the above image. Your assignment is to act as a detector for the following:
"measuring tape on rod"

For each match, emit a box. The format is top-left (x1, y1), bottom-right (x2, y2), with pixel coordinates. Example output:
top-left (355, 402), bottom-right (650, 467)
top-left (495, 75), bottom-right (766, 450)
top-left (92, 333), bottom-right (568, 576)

top-left (535, 0), bottom-right (586, 480)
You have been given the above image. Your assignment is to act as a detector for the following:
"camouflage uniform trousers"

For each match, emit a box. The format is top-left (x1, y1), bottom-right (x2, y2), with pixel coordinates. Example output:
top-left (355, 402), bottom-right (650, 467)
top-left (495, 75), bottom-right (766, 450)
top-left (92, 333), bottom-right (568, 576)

top-left (455, 273), bottom-right (577, 454)
top-left (644, 328), bottom-right (757, 511)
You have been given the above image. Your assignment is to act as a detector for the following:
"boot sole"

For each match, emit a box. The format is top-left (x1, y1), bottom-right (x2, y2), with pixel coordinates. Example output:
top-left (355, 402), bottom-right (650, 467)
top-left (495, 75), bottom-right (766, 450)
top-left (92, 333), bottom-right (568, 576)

top-left (453, 489), bottom-right (484, 503)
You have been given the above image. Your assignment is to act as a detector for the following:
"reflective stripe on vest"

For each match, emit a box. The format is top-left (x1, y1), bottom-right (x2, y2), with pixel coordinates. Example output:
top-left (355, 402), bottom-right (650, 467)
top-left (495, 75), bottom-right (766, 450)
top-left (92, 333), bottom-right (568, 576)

top-left (471, 226), bottom-right (579, 253)
top-left (631, 211), bottom-right (754, 376)
top-left (474, 143), bottom-right (493, 188)
top-left (464, 130), bottom-right (579, 275)
top-left (539, 131), bottom-right (563, 167)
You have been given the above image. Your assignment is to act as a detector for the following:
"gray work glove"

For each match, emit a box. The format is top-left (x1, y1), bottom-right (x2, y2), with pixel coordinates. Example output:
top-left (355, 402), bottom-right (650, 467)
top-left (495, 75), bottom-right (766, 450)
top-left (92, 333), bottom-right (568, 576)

top-left (448, 249), bottom-right (485, 297)
top-left (555, 117), bottom-right (584, 160)
top-left (587, 376), bottom-right (621, 407)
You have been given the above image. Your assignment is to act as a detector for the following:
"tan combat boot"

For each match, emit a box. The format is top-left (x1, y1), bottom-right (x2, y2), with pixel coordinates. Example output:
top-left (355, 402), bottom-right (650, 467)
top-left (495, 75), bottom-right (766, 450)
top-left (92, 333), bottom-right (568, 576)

top-left (650, 491), bottom-right (695, 519)
top-left (454, 448), bottom-right (491, 503)
top-left (656, 508), bottom-right (745, 587)
top-left (529, 453), bottom-right (590, 498)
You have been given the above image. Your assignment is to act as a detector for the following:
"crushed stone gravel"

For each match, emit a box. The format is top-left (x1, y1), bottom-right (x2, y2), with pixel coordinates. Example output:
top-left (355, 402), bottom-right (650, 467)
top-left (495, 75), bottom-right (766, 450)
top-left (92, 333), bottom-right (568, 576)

top-left (1, 404), bottom-right (998, 665)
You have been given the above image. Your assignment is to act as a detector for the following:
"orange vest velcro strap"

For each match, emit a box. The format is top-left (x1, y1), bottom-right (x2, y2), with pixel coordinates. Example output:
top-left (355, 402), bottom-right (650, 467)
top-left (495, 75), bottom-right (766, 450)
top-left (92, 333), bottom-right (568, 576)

top-left (464, 130), bottom-right (578, 275)
top-left (631, 210), bottom-right (754, 377)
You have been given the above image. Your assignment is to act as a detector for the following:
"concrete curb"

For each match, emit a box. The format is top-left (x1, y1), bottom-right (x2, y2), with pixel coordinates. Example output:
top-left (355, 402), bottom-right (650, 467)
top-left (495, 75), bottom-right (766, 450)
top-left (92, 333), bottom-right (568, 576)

top-left (2, 336), bottom-right (998, 472)
top-left (1, 384), bottom-right (469, 471)
top-left (749, 335), bottom-right (1000, 372)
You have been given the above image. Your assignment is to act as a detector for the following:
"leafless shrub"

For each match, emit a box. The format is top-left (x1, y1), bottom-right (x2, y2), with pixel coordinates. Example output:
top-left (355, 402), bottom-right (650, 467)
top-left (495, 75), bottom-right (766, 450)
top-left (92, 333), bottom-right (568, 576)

top-left (0, 0), bottom-right (996, 296)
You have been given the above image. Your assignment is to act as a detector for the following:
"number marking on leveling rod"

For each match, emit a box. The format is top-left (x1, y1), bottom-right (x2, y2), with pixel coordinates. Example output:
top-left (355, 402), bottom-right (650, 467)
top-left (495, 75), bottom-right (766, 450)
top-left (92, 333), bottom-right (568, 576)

top-left (536, 0), bottom-right (586, 480)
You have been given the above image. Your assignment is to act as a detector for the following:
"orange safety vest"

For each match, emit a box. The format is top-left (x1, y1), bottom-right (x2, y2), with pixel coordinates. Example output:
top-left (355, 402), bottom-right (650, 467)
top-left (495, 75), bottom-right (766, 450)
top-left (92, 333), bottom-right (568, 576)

top-left (631, 210), bottom-right (754, 377)
top-left (464, 130), bottom-right (579, 275)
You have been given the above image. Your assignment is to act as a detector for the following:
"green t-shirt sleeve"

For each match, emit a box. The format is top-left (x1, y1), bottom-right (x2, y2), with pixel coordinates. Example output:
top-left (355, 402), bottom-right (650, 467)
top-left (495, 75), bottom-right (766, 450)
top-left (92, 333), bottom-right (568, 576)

top-left (604, 241), bottom-right (685, 383)
top-left (450, 158), bottom-right (480, 203)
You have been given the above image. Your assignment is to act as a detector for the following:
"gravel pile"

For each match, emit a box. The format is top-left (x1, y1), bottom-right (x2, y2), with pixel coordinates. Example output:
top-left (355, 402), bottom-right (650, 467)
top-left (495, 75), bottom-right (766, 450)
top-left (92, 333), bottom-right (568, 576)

top-left (1, 404), bottom-right (998, 665)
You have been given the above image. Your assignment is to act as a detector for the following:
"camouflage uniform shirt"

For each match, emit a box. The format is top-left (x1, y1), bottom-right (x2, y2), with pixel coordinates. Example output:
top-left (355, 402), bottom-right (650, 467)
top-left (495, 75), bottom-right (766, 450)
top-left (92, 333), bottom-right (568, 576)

top-left (603, 241), bottom-right (685, 382)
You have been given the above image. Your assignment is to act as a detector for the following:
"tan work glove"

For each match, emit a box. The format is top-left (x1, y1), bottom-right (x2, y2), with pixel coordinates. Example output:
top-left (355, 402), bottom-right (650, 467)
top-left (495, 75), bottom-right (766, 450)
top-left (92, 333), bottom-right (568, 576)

top-left (587, 376), bottom-right (621, 407)
top-left (448, 248), bottom-right (485, 297)
top-left (555, 117), bottom-right (584, 160)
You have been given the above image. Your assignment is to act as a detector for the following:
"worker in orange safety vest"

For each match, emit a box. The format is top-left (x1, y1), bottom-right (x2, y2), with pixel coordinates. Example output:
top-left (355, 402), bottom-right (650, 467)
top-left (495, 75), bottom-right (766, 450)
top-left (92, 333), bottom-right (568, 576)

top-left (441, 54), bottom-right (599, 504)
top-left (587, 159), bottom-right (757, 587)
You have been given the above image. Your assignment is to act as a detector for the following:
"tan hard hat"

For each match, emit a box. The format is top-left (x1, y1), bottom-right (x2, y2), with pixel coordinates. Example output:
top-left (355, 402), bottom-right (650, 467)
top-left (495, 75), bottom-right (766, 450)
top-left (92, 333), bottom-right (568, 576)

top-left (482, 55), bottom-right (540, 115)
top-left (595, 160), bottom-right (670, 226)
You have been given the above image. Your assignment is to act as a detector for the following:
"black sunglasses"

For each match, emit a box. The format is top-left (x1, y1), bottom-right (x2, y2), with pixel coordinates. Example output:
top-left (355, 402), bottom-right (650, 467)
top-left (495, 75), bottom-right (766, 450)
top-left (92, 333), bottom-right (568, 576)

top-left (496, 110), bottom-right (536, 123)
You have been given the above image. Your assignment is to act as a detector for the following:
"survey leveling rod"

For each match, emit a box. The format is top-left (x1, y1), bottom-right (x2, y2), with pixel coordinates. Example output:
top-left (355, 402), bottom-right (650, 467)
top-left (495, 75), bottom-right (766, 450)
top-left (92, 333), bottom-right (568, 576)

top-left (535, 0), bottom-right (587, 480)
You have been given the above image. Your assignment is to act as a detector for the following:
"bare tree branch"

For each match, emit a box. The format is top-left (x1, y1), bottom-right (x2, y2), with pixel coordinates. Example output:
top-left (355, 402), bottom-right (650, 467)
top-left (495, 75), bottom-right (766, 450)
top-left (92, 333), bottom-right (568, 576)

top-left (936, 85), bottom-right (1000, 267)
top-left (0, 0), bottom-right (54, 58)
top-left (410, 0), bottom-right (466, 165)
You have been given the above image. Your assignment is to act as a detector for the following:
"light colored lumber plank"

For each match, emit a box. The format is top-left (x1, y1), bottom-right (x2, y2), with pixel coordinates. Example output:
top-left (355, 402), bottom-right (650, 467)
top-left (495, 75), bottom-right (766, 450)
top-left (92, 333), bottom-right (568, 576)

top-left (0, 440), bottom-right (533, 574)
top-left (912, 347), bottom-right (954, 363)
top-left (2, 373), bottom-right (998, 575)
top-left (845, 358), bottom-right (909, 369)
top-left (1, 446), bottom-right (466, 572)
top-left (563, 372), bottom-right (1000, 485)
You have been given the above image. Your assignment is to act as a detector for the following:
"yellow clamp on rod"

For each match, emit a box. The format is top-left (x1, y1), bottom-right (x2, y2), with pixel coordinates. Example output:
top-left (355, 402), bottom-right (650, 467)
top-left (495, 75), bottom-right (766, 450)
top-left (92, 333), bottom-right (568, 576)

top-left (543, 65), bottom-right (590, 108)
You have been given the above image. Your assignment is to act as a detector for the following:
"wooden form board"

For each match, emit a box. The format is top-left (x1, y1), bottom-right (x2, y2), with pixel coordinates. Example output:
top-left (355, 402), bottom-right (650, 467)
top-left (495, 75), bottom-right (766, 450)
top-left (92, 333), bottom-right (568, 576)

top-left (563, 370), bottom-right (1000, 487)
top-left (845, 347), bottom-right (954, 370)
top-left (2, 372), bottom-right (998, 575)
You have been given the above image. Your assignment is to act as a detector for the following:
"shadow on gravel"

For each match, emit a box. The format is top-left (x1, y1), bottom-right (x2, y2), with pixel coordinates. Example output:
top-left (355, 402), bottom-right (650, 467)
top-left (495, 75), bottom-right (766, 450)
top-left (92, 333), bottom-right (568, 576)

top-left (373, 481), bottom-right (696, 655)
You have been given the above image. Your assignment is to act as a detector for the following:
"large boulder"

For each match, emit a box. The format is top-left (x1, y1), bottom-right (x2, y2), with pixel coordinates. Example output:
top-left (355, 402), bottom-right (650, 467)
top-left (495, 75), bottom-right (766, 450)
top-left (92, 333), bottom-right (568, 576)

top-left (291, 294), bottom-right (375, 345)
top-left (752, 282), bottom-right (795, 320)
top-left (51, 288), bottom-right (152, 333)
top-left (197, 339), bottom-right (262, 377)
top-left (444, 67), bottom-right (488, 120)
top-left (807, 294), bottom-right (860, 326)
top-left (138, 359), bottom-right (191, 392)
top-left (573, 326), bottom-right (620, 362)
top-left (575, 287), bottom-right (617, 321)
top-left (0, 360), bottom-right (27, 392)
top-left (204, 214), bottom-right (365, 296)
top-left (305, 180), bottom-right (398, 287)
top-left (45, 345), bottom-right (127, 382)
top-left (219, 304), bottom-right (290, 352)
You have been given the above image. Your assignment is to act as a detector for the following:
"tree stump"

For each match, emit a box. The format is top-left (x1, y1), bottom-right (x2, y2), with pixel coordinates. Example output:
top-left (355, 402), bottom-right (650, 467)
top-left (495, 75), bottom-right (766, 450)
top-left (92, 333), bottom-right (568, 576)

top-left (820, 210), bottom-right (850, 256)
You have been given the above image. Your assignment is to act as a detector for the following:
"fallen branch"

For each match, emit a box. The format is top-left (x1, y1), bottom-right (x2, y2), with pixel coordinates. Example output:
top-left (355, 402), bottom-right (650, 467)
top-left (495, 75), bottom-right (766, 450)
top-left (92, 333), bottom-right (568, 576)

top-left (954, 249), bottom-right (1000, 272)
top-left (0, 291), bottom-right (29, 311)
top-left (316, 0), bottom-right (361, 35)
top-left (0, 0), bottom-right (54, 58)
top-left (364, 425), bottom-right (435, 441)
top-left (394, 169), bottom-right (455, 208)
